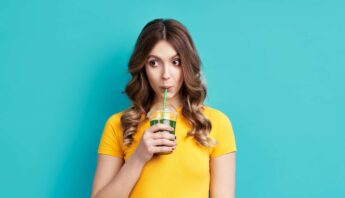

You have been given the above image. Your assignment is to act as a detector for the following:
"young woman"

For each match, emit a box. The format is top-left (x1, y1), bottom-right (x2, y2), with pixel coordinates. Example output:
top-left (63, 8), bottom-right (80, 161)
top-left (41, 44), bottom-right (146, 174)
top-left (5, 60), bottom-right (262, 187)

top-left (91, 18), bottom-right (237, 198)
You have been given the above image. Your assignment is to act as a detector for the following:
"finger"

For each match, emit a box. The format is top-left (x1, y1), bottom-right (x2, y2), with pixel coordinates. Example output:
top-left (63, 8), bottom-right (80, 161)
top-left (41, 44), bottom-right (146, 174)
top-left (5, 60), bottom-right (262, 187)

top-left (152, 138), bottom-right (177, 147)
top-left (153, 145), bottom-right (175, 154)
top-left (152, 131), bottom-right (176, 141)
top-left (150, 123), bottom-right (174, 133)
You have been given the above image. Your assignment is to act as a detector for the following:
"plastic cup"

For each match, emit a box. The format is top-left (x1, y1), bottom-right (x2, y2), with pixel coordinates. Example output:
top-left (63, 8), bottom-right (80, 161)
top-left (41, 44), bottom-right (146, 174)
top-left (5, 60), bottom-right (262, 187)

top-left (148, 103), bottom-right (178, 135)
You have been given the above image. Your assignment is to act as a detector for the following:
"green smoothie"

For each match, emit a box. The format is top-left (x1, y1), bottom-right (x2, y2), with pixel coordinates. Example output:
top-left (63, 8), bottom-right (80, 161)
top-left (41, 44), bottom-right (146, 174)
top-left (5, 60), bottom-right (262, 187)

top-left (150, 119), bottom-right (176, 135)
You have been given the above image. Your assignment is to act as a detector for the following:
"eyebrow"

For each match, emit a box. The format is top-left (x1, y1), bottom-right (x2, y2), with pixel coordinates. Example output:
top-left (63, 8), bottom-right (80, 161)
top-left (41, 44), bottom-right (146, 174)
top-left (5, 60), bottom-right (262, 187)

top-left (147, 53), bottom-right (180, 60)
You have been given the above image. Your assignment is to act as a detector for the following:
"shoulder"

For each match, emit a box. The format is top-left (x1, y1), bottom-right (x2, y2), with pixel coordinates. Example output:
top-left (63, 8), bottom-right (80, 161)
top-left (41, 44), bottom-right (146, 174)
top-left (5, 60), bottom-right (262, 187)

top-left (103, 110), bottom-right (126, 133)
top-left (106, 111), bottom-right (123, 124)
top-left (202, 106), bottom-right (236, 150)
top-left (202, 105), bottom-right (233, 131)
top-left (104, 107), bottom-right (145, 128)
top-left (202, 105), bottom-right (231, 122)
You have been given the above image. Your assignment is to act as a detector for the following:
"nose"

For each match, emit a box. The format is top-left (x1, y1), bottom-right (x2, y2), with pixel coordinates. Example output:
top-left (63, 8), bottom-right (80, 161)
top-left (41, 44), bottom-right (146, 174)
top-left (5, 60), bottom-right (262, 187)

top-left (161, 65), bottom-right (171, 80)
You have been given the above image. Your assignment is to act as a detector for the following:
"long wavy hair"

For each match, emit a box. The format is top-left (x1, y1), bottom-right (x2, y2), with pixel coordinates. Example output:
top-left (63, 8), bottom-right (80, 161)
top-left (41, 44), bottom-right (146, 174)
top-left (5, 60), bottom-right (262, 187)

top-left (121, 18), bottom-right (218, 148)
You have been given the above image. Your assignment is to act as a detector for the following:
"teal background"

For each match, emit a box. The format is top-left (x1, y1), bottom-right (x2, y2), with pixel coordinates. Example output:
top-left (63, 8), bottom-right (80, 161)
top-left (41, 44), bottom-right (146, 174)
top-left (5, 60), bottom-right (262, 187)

top-left (1, 0), bottom-right (344, 197)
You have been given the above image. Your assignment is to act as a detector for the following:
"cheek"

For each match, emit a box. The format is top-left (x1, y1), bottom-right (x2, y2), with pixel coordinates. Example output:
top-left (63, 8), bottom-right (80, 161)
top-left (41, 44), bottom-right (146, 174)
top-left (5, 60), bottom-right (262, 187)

top-left (144, 66), bottom-right (153, 84)
top-left (145, 67), bottom-right (160, 86)
top-left (176, 69), bottom-right (183, 84)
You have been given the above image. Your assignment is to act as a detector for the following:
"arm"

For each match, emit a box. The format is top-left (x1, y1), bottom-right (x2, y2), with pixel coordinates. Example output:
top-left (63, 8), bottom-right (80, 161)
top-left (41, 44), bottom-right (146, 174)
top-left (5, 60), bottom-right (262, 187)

top-left (210, 152), bottom-right (236, 198)
top-left (91, 153), bottom-right (145, 198)
top-left (92, 124), bottom-right (176, 198)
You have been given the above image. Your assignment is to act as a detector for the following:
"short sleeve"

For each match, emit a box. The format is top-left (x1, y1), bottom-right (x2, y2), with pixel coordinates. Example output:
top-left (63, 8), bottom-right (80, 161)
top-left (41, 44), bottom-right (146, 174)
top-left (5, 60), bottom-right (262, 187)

top-left (97, 115), bottom-right (124, 158)
top-left (210, 112), bottom-right (237, 158)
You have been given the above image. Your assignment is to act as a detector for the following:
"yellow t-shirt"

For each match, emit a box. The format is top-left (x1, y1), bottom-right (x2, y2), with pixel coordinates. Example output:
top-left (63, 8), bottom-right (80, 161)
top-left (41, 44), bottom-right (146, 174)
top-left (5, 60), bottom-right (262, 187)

top-left (98, 105), bottom-right (237, 198)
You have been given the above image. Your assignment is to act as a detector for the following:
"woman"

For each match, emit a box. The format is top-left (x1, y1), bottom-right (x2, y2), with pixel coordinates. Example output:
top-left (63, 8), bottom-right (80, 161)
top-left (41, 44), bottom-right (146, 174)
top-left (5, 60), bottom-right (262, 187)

top-left (91, 18), bottom-right (237, 198)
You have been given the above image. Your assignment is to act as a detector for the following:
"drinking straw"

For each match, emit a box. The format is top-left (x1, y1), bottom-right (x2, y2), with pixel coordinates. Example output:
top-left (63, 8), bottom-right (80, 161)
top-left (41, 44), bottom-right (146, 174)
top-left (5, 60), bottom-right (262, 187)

top-left (163, 88), bottom-right (168, 118)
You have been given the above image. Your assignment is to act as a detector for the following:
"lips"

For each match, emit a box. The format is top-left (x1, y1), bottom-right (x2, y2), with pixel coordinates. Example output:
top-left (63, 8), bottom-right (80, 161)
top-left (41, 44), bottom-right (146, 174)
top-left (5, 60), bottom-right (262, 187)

top-left (160, 86), bottom-right (173, 91)
top-left (161, 86), bottom-right (173, 89)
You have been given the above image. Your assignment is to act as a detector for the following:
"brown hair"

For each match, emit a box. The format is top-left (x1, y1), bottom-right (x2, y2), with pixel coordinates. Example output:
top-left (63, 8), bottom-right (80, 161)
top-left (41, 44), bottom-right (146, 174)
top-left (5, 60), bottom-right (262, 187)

top-left (121, 18), bottom-right (217, 148)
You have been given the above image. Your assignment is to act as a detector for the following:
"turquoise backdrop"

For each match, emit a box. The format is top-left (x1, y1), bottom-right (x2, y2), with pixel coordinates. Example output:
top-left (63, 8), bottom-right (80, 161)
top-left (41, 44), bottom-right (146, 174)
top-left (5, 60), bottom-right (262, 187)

top-left (1, 0), bottom-right (344, 197)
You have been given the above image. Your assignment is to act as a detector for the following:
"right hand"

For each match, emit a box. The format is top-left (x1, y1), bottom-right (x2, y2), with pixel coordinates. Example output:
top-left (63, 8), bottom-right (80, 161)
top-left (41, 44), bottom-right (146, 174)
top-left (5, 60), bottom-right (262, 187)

top-left (132, 123), bottom-right (177, 164)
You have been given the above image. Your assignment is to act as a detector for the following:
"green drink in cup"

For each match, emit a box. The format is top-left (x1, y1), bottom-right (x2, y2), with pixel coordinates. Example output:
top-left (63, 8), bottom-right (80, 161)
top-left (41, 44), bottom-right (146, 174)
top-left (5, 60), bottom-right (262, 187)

top-left (148, 103), bottom-right (178, 135)
top-left (148, 89), bottom-right (178, 135)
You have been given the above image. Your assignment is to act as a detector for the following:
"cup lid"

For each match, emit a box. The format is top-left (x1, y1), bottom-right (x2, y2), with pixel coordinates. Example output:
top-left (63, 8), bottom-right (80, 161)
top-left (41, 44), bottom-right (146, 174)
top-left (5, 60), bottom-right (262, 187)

top-left (147, 103), bottom-right (177, 118)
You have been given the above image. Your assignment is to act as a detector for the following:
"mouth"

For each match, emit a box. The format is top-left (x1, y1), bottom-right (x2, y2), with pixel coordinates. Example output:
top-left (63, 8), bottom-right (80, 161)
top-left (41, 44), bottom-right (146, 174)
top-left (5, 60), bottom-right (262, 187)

top-left (160, 86), bottom-right (173, 92)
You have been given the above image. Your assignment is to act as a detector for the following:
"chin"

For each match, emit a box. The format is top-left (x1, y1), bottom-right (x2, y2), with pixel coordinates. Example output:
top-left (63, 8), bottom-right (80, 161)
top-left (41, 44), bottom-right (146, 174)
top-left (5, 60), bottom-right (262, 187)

top-left (162, 92), bottom-right (175, 98)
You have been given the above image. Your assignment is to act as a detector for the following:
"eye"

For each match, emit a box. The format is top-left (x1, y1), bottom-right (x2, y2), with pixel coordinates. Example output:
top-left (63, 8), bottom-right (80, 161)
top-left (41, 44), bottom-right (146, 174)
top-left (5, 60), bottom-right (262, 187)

top-left (172, 59), bottom-right (181, 66)
top-left (148, 59), bottom-right (159, 67)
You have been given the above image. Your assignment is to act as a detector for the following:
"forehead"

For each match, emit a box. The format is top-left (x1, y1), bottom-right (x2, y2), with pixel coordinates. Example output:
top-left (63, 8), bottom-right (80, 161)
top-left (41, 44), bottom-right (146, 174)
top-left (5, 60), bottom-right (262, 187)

top-left (148, 40), bottom-right (179, 59)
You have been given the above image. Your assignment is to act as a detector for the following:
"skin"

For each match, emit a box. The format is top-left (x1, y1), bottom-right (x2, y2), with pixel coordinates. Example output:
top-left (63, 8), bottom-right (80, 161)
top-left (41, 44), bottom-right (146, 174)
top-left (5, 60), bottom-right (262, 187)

top-left (91, 40), bottom-right (236, 198)
top-left (145, 40), bottom-right (184, 110)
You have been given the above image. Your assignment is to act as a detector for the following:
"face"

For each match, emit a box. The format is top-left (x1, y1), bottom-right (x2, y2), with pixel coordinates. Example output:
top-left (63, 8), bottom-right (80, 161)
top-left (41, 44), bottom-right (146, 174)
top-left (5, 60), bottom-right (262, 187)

top-left (145, 40), bottom-right (183, 105)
